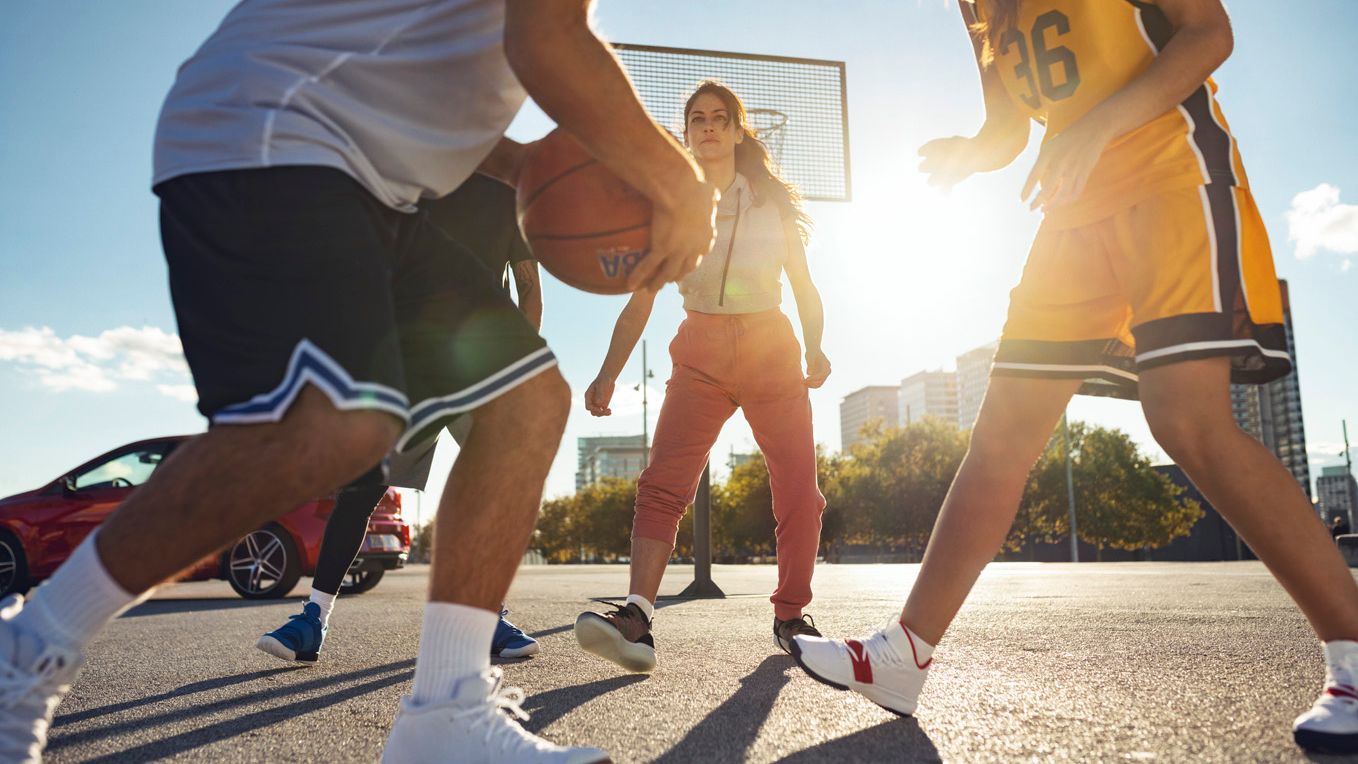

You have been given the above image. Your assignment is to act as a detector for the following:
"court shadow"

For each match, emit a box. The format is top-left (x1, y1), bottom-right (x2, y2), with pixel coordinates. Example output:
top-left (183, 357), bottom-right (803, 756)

top-left (120, 595), bottom-right (308, 618)
top-left (778, 718), bottom-right (941, 763)
top-left (521, 675), bottom-right (649, 733)
top-left (51, 664), bottom-right (307, 728)
top-left (48, 658), bottom-right (415, 755)
top-left (653, 655), bottom-right (795, 764)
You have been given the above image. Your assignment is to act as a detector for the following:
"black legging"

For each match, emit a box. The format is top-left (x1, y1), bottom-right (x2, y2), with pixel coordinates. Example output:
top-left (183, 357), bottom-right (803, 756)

top-left (312, 466), bottom-right (390, 596)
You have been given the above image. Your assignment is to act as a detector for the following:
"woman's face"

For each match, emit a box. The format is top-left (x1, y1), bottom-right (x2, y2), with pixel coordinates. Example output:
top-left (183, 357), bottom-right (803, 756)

top-left (685, 92), bottom-right (743, 163)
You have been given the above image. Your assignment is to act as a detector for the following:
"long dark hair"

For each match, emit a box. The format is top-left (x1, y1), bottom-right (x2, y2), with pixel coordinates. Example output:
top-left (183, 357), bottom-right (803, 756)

top-left (683, 80), bottom-right (812, 243)
top-left (969, 0), bottom-right (1019, 67)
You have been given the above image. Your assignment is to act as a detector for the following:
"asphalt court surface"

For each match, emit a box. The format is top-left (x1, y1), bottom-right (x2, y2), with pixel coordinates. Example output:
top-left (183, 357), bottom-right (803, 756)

top-left (45, 562), bottom-right (1358, 762)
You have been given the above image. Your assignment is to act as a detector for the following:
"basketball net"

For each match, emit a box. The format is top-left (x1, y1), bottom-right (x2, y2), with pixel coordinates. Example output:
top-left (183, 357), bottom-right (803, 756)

top-left (747, 108), bottom-right (789, 169)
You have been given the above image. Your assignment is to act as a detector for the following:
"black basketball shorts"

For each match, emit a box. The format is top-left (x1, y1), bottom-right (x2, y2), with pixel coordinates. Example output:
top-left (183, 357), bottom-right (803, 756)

top-left (156, 167), bottom-right (555, 453)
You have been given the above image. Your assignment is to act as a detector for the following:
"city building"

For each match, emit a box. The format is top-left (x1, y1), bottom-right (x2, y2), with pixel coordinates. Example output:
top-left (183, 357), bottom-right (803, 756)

top-left (955, 340), bottom-right (999, 431)
top-left (1229, 280), bottom-right (1311, 499)
top-left (898, 369), bottom-right (959, 428)
top-left (1319, 465), bottom-right (1357, 526)
top-left (840, 385), bottom-right (900, 451)
top-left (575, 434), bottom-right (647, 490)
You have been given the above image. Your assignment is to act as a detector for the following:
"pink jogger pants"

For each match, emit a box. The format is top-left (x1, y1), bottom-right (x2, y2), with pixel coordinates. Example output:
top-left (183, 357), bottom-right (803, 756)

top-left (632, 309), bottom-right (826, 620)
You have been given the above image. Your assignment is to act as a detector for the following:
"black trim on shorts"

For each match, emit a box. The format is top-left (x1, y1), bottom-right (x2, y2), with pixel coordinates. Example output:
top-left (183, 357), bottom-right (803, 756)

top-left (1131, 313), bottom-right (1292, 383)
top-left (991, 339), bottom-right (1140, 400)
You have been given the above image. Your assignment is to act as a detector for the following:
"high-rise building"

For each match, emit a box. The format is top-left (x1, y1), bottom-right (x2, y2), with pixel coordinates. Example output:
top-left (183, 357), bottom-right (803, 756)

top-left (1319, 465), bottom-right (1358, 525)
top-left (898, 370), bottom-right (959, 428)
top-left (956, 340), bottom-right (999, 431)
top-left (1229, 280), bottom-right (1311, 499)
top-left (575, 434), bottom-right (647, 490)
top-left (840, 386), bottom-right (900, 451)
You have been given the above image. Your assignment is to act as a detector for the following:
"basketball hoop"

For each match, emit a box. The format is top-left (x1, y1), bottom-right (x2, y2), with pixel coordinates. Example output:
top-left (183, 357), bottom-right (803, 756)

top-left (747, 107), bottom-right (789, 167)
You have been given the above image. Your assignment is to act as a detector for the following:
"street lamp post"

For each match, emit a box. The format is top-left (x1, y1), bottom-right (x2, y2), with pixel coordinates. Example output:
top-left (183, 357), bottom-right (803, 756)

top-left (1063, 413), bottom-right (1079, 563)
top-left (1344, 419), bottom-right (1355, 532)
top-left (642, 340), bottom-right (651, 468)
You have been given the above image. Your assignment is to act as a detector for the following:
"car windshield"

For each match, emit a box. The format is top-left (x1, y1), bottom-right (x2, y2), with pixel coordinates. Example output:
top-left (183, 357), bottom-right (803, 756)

top-left (72, 446), bottom-right (166, 491)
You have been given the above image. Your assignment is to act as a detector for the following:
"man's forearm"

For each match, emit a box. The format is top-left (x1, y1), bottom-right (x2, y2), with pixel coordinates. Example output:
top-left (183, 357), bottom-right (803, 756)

top-left (512, 261), bottom-right (543, 331)
top-left (505, 6), bottom-right (701, 209)
top-left (519, 291), bottom-right (543, 332)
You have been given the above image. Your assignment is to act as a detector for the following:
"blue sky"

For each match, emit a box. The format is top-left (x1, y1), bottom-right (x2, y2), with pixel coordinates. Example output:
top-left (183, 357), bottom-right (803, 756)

top-left (2, 1), bottom-right (1356, 510)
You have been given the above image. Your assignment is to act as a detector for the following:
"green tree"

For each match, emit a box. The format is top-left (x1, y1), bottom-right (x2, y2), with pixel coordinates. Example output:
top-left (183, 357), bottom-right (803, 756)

top-left (576, 477), bottom-right (637, 559)
top-left (532, 477), bottom-right (637, 562)
top-left (1015, 422), bottom-right (1203, 559)
top-left (834, 419), bottom-right (968, 550)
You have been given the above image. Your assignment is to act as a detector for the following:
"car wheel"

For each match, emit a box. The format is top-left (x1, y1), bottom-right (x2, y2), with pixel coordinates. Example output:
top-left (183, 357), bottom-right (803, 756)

top-left (226, 525), bottom-right (301, 600)
top-left (339, 567), bottom-right (385, 595)
top-left (0, 532), bottom-right (29, 598)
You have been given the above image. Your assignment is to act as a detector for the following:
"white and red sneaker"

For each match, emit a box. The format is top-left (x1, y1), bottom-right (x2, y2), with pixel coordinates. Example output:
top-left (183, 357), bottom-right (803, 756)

top-left (790, 618), bottom-right (933, 717)
top-left (1295, 640), bottom-right (1358, 754)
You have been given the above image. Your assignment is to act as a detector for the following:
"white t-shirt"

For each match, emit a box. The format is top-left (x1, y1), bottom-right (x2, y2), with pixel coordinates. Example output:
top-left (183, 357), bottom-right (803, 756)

top-left (152, 0), bottom-right (526, 212)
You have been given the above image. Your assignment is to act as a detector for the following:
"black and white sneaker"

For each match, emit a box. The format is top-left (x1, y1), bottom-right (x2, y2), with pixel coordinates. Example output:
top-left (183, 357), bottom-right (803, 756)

top-left (574, 602), bottom-right (655, 673)
top-left (774, 614), bottom-right (821, 654)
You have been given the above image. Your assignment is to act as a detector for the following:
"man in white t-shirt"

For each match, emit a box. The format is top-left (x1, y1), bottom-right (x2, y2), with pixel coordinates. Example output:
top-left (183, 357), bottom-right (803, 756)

top-left (0, 2), bottom-right (716, 762)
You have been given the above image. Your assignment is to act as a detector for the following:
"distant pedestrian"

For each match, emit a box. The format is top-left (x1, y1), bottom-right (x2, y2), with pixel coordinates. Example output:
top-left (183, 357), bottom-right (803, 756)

top-left (1333, 515), bottom-right (1351, 539)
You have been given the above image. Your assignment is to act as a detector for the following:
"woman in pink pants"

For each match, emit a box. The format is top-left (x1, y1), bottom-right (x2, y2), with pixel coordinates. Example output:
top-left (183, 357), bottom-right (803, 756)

top-left (573, 81), bottom-right (832, 673)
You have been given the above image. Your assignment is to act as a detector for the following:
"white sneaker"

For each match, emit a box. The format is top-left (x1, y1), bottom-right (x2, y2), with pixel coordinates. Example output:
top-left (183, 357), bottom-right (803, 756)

top-left (790, 618), bottom-right (932, 716)
top-left (0, 595), bottom-right (84, 763)
top-left (381, 667), bottom-right (609, 763)
top-left (1295, 640), bottom-right (1358, 754)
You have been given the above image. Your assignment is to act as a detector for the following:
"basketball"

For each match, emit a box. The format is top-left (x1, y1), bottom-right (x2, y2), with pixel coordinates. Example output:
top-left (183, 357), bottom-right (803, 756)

top-left (516, 128), bottom-right (652, 295)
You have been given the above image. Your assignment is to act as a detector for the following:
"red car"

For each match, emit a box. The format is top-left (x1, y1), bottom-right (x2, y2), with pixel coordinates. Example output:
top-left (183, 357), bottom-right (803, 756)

top-left (0, 436), bottom-right (411, 599)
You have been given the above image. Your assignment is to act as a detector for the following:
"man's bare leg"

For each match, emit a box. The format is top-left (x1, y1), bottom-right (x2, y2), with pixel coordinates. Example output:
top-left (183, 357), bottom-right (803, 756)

top-left (427, 370), bottom-right (570, 609)
top-left (0, 385), bottom-right (400, 761)
top-left (97, 386), bottom-right (400, 593)
top-left (406, 369), bottom-right (570, 707)
top-left (900, 375), bottom-right (1083, 644)
top-left (1139, 357), bottom-right (1358, 641)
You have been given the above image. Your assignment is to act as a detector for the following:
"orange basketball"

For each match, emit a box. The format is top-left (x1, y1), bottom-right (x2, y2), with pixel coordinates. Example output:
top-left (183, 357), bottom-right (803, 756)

top-left (516, 128), bottom-right (652, 295)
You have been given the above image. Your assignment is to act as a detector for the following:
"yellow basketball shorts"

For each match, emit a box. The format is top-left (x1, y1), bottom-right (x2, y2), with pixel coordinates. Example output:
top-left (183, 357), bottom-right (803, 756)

top-left (993, 183), bottom-right (1292, 399)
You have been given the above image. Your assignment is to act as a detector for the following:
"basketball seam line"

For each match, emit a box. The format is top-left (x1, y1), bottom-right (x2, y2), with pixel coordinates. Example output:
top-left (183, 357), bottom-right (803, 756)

top-left (530, 222), bottom-right (651, 241)
top-left (520, 157), bottom-right (599, 212)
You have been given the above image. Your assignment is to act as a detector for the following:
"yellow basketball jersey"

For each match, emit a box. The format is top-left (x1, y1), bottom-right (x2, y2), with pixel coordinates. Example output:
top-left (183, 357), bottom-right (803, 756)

top-left (974, 0), bottom-right (1248, 227)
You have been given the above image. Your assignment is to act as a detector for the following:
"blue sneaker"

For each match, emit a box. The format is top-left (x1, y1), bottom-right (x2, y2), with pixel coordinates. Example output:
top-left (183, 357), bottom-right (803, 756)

top-left (492, 609), bottom-right (539, 658)
top-left (256, 602), bottom-right (326, 664)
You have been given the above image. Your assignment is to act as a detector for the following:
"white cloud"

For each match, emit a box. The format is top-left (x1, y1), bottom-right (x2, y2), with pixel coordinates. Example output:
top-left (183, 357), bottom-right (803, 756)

top-left (0, 325), bottom-right (190, 396)
top-left (156, 384), bottom-right (199, 403)
top-left (1286, 183), bottom-right (1358, 261)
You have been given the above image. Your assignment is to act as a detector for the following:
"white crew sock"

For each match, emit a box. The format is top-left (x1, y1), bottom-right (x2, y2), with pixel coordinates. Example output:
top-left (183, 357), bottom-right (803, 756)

top-left (625, 594), bottom-right (655, 621)
top-left (13, 532), bottom-right (145, 649)
top-left (890, 619), bottom-right (936, 667)
top-left (411, 602), bottom-right (498, 706)
top-left (309, 588), bottom-right (337, 626)
top-left (1324, 640), bottom-right (1358, 684)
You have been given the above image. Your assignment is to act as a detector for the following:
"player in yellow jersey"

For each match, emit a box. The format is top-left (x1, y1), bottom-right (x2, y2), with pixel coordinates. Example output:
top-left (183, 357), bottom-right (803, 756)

top-left (791, 0), bottom-right (1358, 754)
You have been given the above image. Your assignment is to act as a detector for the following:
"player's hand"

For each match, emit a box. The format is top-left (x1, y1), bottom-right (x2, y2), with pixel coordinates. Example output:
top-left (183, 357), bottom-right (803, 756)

top-left (584, 374), bottom-right (616, 417)
top-left (918, 136), bottom-right (980, 190)
top-left (1021, 115), bottom-right (1115, 211)
top-left (627, 174), bottom-right (718, 292)
top-left (804, 349), bottom-right (832, 389)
